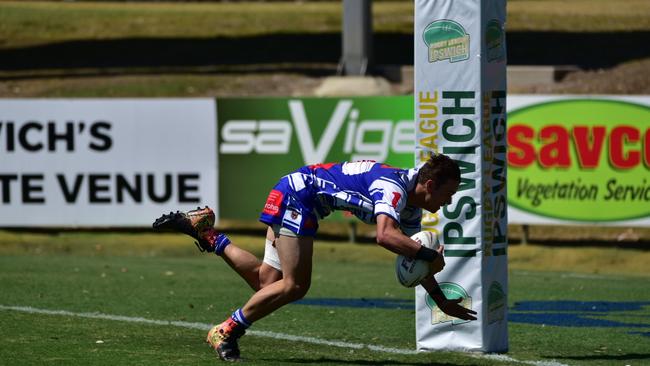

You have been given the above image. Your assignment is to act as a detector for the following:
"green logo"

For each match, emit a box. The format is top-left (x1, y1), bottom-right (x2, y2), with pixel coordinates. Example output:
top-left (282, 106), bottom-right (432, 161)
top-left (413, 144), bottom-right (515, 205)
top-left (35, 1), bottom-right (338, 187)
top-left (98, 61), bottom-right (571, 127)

top-left (485, 19), bottom-right (505, 62)
top-left (423, 20), bottom-right (470, 63)
top-left (487, 281), bottom-right (506, 324)
top-left (425, 282), bottom-right (472, 325)
top-left (508, 99), bottom-right (650, 222)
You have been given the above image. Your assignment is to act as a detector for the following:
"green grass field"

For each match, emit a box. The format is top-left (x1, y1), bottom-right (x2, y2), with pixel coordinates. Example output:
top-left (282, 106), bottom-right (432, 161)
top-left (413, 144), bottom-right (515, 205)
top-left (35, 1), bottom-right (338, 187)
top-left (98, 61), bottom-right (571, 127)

top-left (1, 231), bottom-right (649, 365)
top-left (1, 0), bottom-right (648, 49)
top-left (1, 0), bottom-right (649, 97)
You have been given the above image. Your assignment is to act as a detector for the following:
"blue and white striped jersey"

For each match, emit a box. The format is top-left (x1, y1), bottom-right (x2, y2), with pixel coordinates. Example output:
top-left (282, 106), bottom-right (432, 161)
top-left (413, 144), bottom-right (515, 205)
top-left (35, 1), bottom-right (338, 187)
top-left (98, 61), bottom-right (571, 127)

top-left (286, 161), bottom-right (422, 235)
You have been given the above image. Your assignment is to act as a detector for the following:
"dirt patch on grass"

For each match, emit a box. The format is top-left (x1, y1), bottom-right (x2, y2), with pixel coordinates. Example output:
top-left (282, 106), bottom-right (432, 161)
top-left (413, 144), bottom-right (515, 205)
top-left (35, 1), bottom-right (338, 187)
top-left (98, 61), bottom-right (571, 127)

top-left (509, 245), bottom-right (650, 276)
top-left (511, 58), bottom-right (650, 94)
top-left (0, 71), bottom-right (327, 97)
top-left (1, 57), bottom-right (649, 97)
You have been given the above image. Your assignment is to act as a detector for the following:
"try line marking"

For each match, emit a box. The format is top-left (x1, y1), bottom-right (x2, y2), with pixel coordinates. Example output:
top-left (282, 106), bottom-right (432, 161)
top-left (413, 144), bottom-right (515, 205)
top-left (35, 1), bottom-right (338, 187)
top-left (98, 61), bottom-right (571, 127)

top-left (0, 304), bottom-right (569, 366)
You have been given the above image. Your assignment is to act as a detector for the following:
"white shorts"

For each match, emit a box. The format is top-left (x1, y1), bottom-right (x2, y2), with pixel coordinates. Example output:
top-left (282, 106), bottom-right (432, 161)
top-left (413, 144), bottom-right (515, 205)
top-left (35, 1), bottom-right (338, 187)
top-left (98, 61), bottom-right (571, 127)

top-left (262, 224), bottom-right (297, 271)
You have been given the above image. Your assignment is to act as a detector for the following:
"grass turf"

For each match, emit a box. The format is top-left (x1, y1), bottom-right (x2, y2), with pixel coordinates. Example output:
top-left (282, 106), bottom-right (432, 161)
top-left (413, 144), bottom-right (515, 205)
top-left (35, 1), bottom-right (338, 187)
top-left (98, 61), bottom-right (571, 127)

top-left (1, 0), bottom-right (649, 97)
top-left (1, 231), bottom-right (649, 365)
top-left (1, 0), bottom-right (648, 49)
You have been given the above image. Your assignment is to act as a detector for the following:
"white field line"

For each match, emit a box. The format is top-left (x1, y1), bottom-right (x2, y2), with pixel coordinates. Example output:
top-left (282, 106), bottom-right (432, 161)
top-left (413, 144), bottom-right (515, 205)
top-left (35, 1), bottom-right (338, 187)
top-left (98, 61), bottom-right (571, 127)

top-left (476, 353), bottom-right (571, 366)
top-left (0, 304), bottom-right (570, 366)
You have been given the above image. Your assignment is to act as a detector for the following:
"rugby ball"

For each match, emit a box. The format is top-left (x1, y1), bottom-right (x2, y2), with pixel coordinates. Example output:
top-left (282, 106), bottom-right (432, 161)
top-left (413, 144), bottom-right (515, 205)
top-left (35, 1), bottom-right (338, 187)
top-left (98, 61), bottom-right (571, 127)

top-left (395, 231), bottom-right (440, 288)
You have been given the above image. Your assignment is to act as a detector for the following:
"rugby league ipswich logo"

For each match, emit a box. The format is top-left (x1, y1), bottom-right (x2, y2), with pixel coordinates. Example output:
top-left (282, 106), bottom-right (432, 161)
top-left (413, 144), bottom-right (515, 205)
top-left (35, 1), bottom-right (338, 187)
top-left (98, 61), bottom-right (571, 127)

top-left (423, 19), bottom-right (470, 63)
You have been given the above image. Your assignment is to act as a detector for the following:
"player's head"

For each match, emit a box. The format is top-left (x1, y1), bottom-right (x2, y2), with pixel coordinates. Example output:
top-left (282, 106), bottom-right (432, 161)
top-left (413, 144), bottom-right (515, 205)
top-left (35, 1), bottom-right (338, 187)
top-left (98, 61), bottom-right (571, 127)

top-left (417, 153), bottom-right (460, 188)
top-left (413, 153), bottom-right (460, 213)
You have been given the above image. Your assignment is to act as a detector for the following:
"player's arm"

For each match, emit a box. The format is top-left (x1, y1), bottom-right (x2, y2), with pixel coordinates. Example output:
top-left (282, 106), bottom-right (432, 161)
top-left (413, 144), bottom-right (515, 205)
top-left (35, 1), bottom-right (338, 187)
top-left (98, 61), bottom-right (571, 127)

top-left (375, 214), bottom-right (420, 257)
top-left (420, 276), bottom-right (477, 321)
top-left (375, 215), bottom-right (444, 275)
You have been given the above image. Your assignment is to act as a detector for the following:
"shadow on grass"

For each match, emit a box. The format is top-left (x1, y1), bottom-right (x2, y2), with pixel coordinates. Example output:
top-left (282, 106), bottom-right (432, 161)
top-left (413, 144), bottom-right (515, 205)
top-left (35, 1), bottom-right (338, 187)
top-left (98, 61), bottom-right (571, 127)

top-left (258, 357), bottom-right (455, 366)
top-left (1, 31), bottom-right (649, 78)
top-left (508, 238), bottom-right (650, 250)
top-left (4, 227), bottom-right (650, 248)
top-left (548, 353), bottom-right (650, 362)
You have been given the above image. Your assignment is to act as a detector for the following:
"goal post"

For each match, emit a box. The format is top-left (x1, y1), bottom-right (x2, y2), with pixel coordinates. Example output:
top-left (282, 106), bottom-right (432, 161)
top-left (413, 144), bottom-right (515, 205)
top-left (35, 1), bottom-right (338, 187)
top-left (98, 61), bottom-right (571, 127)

top-left (414, 0), bottom-right (508, 352)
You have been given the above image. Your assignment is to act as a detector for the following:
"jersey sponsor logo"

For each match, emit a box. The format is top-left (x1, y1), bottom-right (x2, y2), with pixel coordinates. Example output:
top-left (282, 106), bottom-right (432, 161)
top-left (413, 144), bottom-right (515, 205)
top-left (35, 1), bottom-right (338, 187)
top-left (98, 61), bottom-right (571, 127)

top-left (263, 189), bottom-right (283, 216)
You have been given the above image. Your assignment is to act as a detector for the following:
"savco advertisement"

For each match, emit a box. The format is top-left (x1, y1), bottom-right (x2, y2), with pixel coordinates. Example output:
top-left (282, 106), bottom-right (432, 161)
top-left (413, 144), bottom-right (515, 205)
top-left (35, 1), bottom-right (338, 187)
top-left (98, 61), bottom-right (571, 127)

top-left (507, 96), bottom-right (650, 225)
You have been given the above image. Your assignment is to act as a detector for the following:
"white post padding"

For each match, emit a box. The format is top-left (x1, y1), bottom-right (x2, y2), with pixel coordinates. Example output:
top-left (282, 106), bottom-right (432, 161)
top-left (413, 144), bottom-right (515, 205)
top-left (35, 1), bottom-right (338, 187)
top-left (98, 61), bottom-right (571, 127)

top-left (414, 0), bottom-right (508, 352)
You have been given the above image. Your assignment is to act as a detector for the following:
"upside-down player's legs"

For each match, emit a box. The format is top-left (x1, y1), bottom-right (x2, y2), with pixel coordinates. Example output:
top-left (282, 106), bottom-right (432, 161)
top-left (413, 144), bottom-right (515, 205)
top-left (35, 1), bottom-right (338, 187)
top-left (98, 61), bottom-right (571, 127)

top-left (239, 232), bottom-right (313, 323)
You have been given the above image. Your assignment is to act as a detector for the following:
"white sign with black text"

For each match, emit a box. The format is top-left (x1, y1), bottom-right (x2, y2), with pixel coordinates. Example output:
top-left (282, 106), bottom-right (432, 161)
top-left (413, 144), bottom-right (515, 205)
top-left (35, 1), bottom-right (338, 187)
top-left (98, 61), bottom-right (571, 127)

top-left (0, 99), bottom-right (217, 227)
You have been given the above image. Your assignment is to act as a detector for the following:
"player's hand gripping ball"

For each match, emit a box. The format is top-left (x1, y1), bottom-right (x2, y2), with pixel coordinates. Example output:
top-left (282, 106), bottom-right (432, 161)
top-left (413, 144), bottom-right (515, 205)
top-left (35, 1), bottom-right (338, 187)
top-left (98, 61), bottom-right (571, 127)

top-left (395, 231), bottom-right (441, 288)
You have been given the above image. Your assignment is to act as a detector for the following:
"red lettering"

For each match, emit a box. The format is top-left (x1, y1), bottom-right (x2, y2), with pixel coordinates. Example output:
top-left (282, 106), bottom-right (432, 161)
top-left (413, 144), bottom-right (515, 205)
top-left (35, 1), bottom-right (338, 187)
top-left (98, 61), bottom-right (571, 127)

top-left (572, 126), bottom-right (606, 169)
top-left (539, 125), bottom-right (571, 168)
top-left (508, 124), bottom-right (647, 170)
top-left (507, 125), bottom-right (535, 168)
top-left (610, 126), bottom-right (640, 169)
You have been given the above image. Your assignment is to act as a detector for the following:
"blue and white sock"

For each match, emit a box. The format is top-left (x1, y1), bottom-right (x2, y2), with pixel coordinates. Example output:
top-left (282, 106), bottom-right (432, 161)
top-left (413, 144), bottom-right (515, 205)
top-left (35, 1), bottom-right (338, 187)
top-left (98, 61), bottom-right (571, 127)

top-left (214, 233), bottom-right (231, 256)
top-left (231, 308), bottom-right (252, 328)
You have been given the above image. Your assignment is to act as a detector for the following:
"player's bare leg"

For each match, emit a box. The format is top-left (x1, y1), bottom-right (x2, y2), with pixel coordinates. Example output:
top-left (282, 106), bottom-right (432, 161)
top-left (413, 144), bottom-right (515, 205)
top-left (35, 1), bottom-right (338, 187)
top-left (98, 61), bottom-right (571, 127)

top-left (220, 227), bottom-right (282, 290)
top-left (154, 207), bottom-right (294, 361)
top-left (206, 233), bottom-right (313, 361)
top-left (153, 207), bottom-right (282, 291)
top-left (240, 233), bottom-right (313, 322)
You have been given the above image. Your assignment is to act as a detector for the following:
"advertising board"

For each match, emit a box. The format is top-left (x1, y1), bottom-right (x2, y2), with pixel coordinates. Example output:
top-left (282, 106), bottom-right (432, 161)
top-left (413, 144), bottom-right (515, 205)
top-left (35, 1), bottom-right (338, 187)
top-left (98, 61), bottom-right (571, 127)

top-left (217, 97), bottom-right (414, 221)
top-left (0, 99), bottom-right (217, 227)
top-left (508, 96), bottom-right (650, 226)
